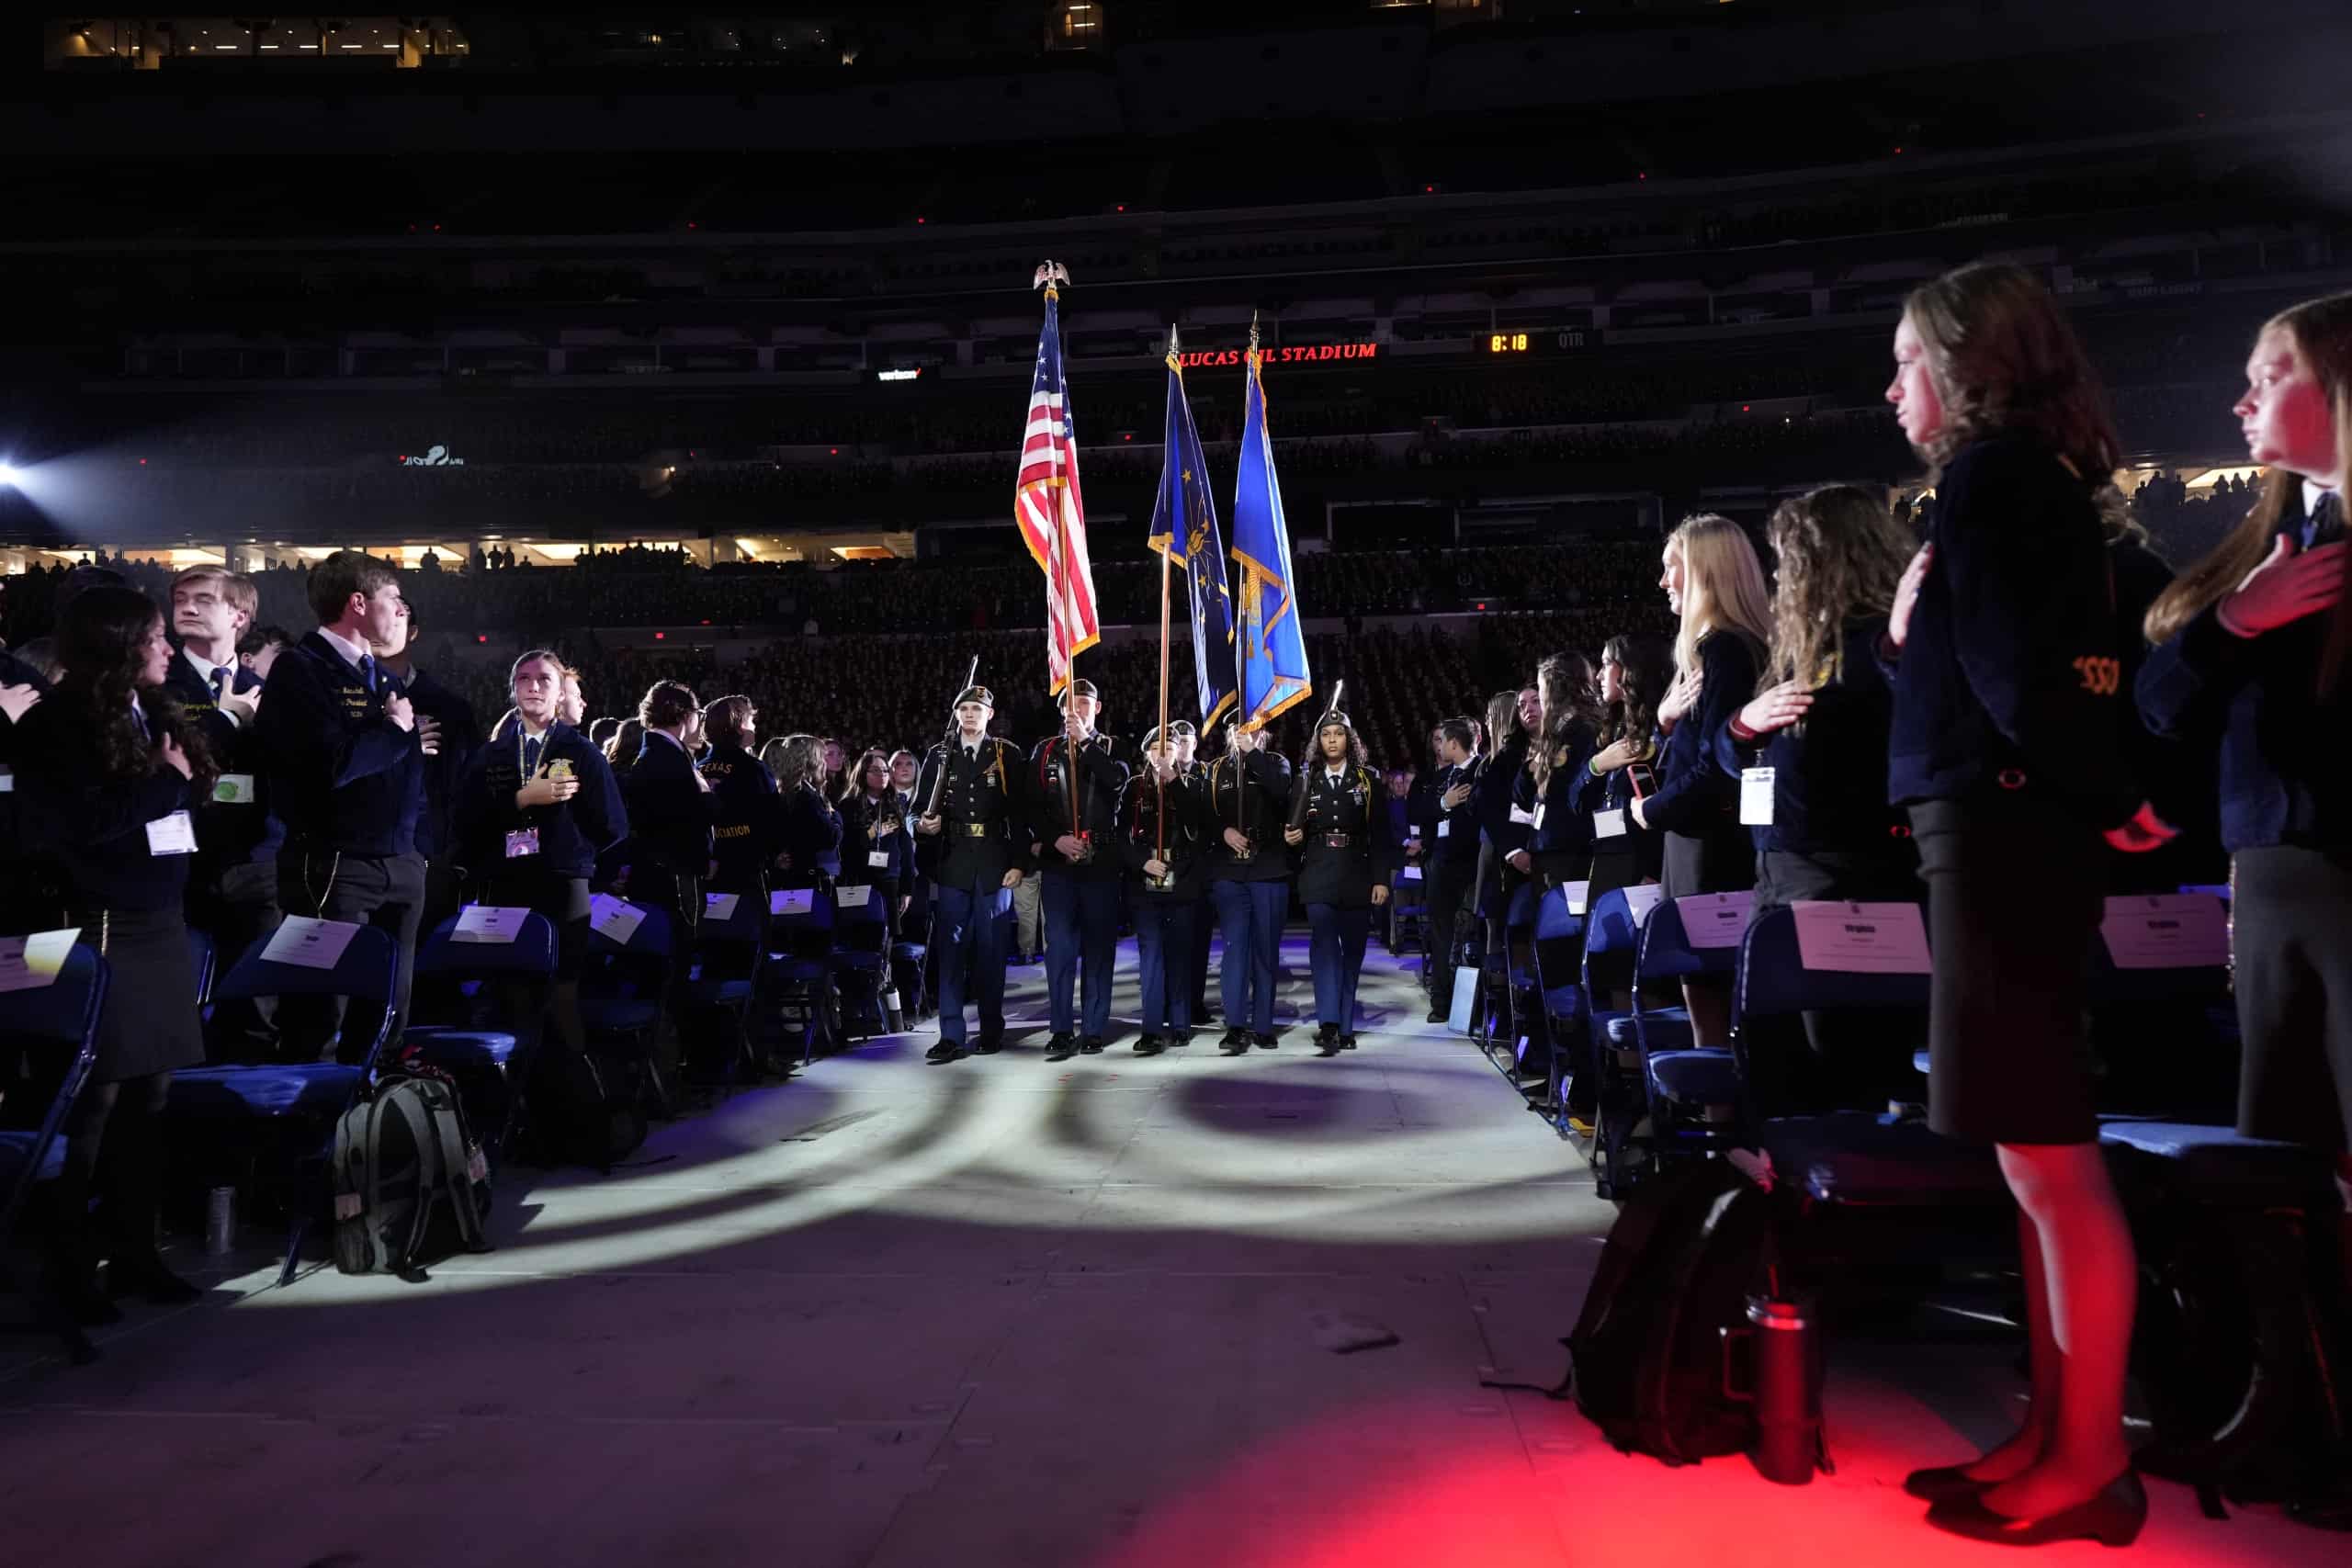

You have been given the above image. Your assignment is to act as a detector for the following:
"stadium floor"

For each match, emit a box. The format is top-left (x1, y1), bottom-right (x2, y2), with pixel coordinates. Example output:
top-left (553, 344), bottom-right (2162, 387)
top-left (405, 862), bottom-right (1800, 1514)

top-left (1, 931), bottom-right (2335, 1565)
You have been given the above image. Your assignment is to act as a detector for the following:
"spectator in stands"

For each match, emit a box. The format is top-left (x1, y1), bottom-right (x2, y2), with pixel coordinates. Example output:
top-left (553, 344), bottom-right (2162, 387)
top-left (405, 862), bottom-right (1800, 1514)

top-left (1884, 262), bottom-right (2167, 1546)
top-left (164, 567), bottom-right (283, 1056)
top-left (14, 585), bottom-right (213, 1318)
top-left (258, 550), bottom-right (433, 1059)
top-left (1633, 514), bottom-right (1771, 1044)
top-left (2141, 290), bottom-right (2352, 1175)
top-left (453, 650), bottom-right (628, 1076)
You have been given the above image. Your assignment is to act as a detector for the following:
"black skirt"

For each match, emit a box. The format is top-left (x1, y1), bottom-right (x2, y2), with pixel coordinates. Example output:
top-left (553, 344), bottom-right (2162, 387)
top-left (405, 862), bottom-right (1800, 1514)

top-left (1910, 797), bottom-right (2101, 1145)
top-left (1660, 821), bottom-right (1756, 899)
top-left (81, 904), bottom-right (208, 1083)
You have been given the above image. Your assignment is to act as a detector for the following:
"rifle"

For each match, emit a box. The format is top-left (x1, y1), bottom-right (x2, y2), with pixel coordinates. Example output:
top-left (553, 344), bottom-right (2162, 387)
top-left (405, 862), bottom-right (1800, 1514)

top-left (1288, 678), bottom-right (1344, 834)
top-left (922, 656), bottom-right (981, 820)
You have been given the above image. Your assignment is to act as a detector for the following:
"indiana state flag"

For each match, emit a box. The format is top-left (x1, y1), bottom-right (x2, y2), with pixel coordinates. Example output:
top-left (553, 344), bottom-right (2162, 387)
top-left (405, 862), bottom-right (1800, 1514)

top-left (1147, 338), bottom-right (1238, 730)
top-left (1231, 340), bottom-right (1312, 730)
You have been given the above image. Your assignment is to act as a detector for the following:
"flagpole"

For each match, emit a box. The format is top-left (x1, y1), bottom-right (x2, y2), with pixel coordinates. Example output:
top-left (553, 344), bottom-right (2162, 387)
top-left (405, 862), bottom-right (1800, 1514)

top-left (1044, 267), bottom-right (1082, 849)
top-left (1156, 326), bottom-right (1180, 862)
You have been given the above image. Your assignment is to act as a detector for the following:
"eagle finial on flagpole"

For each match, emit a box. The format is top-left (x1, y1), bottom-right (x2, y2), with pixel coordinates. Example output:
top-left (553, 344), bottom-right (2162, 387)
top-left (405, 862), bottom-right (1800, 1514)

top-left (1248, 310), bottom-right (1261, 353)
top-left (1033, 260), bottom-right (1072, 291)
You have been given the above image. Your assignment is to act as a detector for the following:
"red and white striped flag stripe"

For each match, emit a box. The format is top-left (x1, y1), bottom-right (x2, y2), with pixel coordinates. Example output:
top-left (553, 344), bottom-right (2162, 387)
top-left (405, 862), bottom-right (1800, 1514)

top-left (1016, 289), bottom-right (1100, 694)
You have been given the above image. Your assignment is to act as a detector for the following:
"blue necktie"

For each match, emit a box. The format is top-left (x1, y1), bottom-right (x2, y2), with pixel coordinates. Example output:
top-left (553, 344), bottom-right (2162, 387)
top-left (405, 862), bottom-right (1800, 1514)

top-left (358, 653), bottom-right (379, 694)
top-left (523, 736), bottom-right (543, 776)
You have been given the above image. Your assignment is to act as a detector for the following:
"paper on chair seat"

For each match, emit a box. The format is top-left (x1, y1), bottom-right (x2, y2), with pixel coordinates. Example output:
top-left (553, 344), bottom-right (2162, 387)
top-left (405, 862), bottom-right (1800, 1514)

top-left (772, 888), bottom-right (816, 917)
top-left (1792, 900), bottom-right (1929, 973)
top-left (264, 917), bottom-right (362, 970)
top-left (0, 929), bottom-right (79, 993)
top-left (589, 895), bottom-right (647, 945)
top-left (453, 905), bottom-right (529, 944)
top-left (704, 892), bottom-right (741, 921)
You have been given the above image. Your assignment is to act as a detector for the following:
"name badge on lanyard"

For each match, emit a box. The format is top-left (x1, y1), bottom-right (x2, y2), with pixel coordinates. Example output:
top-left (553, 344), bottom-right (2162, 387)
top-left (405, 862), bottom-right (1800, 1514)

top-left (145, 809), bottom-right (198, 857)
top-left (868, 850), bottom-right (892, 869)
top-left (1436, 818), bottom-right (1451, 840)
top-left (505, 829), bottom-right (541, 859)
top-left (1739, 767), bottom-right (1777, 827)
top-left (212, 773), bottom-right (255, 805)
top-left (1594, 807), bottom-right (1627, 840)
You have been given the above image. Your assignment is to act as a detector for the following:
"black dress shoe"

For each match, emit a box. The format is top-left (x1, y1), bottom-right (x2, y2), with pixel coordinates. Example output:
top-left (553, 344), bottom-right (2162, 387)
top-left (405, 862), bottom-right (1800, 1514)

top-left (1169, 1029), bottom-right (1193, 1047)
top-left (1926, 1470), bottom-right (2145, 1549)
top-left (1219, 1026), bottom-right (1250, 1052)
top-left (1254, 1032), bottom-right (1279, 1051)
top-left (109, 1254), bottom-right (203, 1306)
top-left (1339, 1032), bottom-right (1358, 1051)
top-left (1133, 1034), bottom-right (1164, 1055)
top-left (1079, 1036), bottom-right (1106, 1055)
top-left (1425, 1005), bottom-right (1448, 1023)
top-left (1045, 1032), bottom-right (1077, 1062)
top-left (924, 1040), bottom-right (967, 1064)
top-left (1315, 1023), bottom-right (1340, 1054)
top-left (971, 1036), bottom-right (1003, 1055)
top-left (1904, 1464), bottom-right (1995, 1504)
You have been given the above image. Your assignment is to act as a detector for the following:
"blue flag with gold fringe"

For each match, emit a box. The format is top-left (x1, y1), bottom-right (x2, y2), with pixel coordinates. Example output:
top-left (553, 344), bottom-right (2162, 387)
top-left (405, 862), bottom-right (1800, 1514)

top-left (1147, 336), bottom-right (1238, 731)
top-left (1231, 335), bottom-right (1312, 731)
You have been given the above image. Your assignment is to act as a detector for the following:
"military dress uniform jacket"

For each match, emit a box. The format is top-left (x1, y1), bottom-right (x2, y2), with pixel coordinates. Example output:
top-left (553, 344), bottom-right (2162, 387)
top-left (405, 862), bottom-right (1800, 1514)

top-left (915, 738), bottom-right (1035, 887)
top-left (1294, 761), bottom-right (1397, 909)
top-left (1028, 733), bottom-right (1131, 879)
top-left (1117, 769), bottom-right (1211, 901)
top-left (1202, 749), bottom-right (1294, 885)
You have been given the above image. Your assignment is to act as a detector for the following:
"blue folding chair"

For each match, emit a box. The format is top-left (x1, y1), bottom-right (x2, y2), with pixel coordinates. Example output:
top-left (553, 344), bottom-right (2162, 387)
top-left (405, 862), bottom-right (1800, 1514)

top-left (1578, 887), bottom-right (1664, 1196)
top-left (405, 909), bottom-right (560, 1154)
top-left (579, 900), bottom-right (674, 1045)
top-left (0, 940), bottom-right (109, 1363)
top-left (686, 889), bottom-right (764, 1079)
top-left (1734, 905), bottom-right (2004, 1210)
top-left (2083, 893), bottom-right (2237, 1122)
top-left (829, 882), bottom-right (895, 1043)
top-left (763, 883), bottom-right (838, 1064)
top-left (168, 922), bottom-right (400, 1283)
top-left (1621, 895), bottom-right (1747, 1179)
top-left (1528, 884), bottom-right (1588, 1123)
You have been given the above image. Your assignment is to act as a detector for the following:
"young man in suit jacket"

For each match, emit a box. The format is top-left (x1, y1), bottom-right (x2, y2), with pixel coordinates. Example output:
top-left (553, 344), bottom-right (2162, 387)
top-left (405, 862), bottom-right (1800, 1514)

top-left (167, 567), bottom-right (284, 1054)
top-left (255, 550), bottom-right (432, 1060)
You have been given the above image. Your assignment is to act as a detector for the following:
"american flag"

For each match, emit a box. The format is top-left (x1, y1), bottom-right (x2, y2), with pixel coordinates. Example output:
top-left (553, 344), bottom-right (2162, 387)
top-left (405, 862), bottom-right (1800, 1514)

top-left (1016, 280), bottom-right (1100, 695)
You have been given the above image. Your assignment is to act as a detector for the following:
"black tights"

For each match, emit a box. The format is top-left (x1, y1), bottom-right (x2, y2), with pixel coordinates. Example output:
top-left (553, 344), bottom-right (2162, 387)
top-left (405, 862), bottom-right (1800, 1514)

top-left (53, 1071), bottom-right (174, 1269)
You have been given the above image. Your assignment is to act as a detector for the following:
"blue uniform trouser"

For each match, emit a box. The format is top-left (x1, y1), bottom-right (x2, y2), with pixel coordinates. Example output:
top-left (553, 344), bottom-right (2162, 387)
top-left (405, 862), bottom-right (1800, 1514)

top-left (1131, 897), bottom-right (1197, 1032)
top-left (1306, 902), bottom-right (1373, 1032)
top-left (933, 874), bottom-right (1011, 1045)
top-left (1212, 878), bottom-right (1288, 1035)
top-left (1043, 869), bottom-right (1121, 1038)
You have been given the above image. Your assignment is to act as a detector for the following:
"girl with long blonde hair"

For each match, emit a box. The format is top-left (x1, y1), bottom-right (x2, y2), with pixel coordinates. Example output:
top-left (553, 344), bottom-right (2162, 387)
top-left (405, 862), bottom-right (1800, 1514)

top-left (2139, 291), bottom-right (2352, 1209)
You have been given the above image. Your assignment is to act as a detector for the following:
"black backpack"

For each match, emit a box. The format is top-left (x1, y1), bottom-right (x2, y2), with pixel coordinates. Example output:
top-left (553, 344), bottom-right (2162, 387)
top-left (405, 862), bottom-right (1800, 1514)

top-left (1565, 1157), bottom-right (1781, 1464)
top-left (529, 1044), bottom-right (649, 1171)
top-left (330, 1076), bottom-right (492, 1280)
